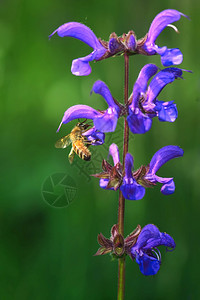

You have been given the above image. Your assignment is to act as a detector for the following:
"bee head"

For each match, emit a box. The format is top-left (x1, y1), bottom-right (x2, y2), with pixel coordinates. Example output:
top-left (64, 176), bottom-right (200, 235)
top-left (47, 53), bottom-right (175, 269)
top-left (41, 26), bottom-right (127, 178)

top-left (77, 120), bottom-right (91, 130)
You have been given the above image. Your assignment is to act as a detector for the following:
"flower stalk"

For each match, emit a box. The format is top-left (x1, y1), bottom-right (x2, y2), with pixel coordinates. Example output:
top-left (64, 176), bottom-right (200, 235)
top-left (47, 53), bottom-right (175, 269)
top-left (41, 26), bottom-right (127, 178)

top-left (117, 52), bottom-right (130, 300)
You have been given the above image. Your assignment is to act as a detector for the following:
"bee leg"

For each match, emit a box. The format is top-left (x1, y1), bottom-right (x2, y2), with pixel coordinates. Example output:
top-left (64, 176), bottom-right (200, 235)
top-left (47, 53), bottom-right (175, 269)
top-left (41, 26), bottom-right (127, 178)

top-left (68, 148), bottom-right (75, 164)
top-left (85, 139), bottom-right (100, 145)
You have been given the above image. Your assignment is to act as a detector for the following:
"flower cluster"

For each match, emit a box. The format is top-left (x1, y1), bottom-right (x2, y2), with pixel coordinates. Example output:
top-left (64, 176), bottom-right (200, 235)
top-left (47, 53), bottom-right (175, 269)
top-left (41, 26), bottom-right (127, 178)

top-left (50, 9), bottom-right (188, 76)
top-left (93, 143), bottom-right (183, 200)
top-left (95, 223), bottom-right (175, 276)
top-left (52, 8), bottom-right (189, 277)
top-left (57, 65), bottom-right (188, 135)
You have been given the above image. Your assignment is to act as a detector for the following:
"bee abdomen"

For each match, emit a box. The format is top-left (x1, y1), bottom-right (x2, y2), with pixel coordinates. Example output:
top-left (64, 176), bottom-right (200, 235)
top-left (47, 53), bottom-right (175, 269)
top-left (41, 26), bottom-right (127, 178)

top-left (73, 141), bottom-right (91, 161)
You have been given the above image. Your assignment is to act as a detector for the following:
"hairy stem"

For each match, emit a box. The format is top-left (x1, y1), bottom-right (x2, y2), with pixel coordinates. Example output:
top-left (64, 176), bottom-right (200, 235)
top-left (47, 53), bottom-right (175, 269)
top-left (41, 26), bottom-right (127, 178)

top-left (117, 53), bottom-right (129, 300)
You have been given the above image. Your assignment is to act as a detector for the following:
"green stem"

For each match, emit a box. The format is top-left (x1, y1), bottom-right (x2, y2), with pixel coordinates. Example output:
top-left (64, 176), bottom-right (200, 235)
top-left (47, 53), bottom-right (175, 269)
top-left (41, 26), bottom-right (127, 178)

top-left (117, 53), bottom-right (129, 300)
top-left (117, 256), bottom-right (126, 300)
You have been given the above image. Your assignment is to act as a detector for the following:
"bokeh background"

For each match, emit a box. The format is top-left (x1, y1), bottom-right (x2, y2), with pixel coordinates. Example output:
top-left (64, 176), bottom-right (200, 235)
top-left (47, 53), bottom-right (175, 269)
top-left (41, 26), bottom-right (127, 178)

top-left (0, 0), bottom-right (199, 299)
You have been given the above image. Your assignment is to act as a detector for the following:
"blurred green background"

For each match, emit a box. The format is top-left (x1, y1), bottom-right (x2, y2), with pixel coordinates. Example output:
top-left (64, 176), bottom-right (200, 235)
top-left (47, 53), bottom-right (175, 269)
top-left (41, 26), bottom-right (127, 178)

top-left (0, 0), bottom-right (199, 299)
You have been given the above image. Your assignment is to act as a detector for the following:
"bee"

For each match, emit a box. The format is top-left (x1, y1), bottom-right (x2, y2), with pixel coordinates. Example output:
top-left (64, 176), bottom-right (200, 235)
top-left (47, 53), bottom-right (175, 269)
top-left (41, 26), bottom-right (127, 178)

top-left (55, 121), bottom-right (93, 164)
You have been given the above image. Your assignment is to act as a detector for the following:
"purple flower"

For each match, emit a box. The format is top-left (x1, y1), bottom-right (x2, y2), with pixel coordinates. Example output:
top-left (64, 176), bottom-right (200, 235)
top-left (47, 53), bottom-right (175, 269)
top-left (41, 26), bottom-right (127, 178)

top-left (93, 144), bottom-right (183, 200)
top-left (49, 22), bottom-right (107, 76)
top-left (127, 64), bottom-right (184, 134)
top-left (139, 9), bottom-right (189, 66)
top-left (83, 127), bottom-right (105, 146)
top-left (143, 145), bottom-right (184, 195)
top-left (57, 80), bottom-right (121, 133)
top-left (131, 224), bottom-right (175, 276)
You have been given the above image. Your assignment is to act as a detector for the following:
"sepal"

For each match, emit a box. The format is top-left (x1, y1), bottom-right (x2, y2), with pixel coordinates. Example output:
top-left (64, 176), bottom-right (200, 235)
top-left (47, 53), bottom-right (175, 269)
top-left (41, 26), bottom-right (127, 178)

top-left (94, 224), bottom-right (142, 258)
top-left (94, 233), bottom-right (113, 256)
top-left (91, 159), bottom-right (123, 190)
top-left (133, 165), bottom-right (156, 188)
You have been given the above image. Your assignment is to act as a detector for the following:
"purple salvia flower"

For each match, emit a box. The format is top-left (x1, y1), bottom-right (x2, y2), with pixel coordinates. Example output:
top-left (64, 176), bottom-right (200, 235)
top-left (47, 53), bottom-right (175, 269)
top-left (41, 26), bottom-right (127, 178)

top-left (57, 81), bottom-right (121, 133)
top-left (82, 127), bottom-right (105, 146)
top-left (140, 9), bottom-right (189, 66)
top-left (91, 80), bottom-right (121, 132)
top-left (131, 224), bottom-right (175, 276)
top-left (144, 145), bottom-right (184, 195)
top-left (127, 64), bottom-right (185, 134)
top-left (49, 22), bottom-right (107, 76)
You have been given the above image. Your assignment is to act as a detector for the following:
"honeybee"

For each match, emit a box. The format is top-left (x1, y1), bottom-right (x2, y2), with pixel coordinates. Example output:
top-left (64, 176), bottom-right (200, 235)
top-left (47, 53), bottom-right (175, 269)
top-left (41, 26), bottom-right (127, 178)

top-left (55, 121), bottom-right (93, 164)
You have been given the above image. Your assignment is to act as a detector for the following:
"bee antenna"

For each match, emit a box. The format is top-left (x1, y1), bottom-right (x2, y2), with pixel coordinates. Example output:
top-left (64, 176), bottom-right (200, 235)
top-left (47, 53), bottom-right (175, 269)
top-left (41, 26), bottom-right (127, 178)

top-left (80, 118), bottom-right (87, 125)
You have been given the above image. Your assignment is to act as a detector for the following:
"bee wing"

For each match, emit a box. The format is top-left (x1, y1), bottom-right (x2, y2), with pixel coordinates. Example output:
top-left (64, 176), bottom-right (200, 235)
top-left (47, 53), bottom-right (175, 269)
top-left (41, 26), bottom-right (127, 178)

top-left (68, 147), bottom-right (75, 164)
top-left (55, 135), bottom-right (71, 148)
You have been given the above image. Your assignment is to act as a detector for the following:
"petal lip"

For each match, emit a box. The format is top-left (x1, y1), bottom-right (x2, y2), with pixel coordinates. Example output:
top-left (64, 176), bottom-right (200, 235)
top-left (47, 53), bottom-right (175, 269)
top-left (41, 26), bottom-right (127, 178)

top-left (120, 153), bottom-right (146, 200)
top-left (71, 47), bottom-right (106, 76)
top-left (155, 100), bottom-right (178, 123)
top-left (159, 177), bottom-right (175, 195)
top-left (146, 9), bottom-right (189, 45)
top-left (71, 55), bottom-right (93, 76)
top-left (120, 181), bottom-right (145, 200)
top-left (57, 104), bottom-right (100, 132)
top-left (127, 109), bottom-right (152, 134)
top-left (160, 48), bottom-right (183, 66)
top-left (148, 145), bottom-right (184, 175)
top-left (136, 252), bottom-right (161, 276)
